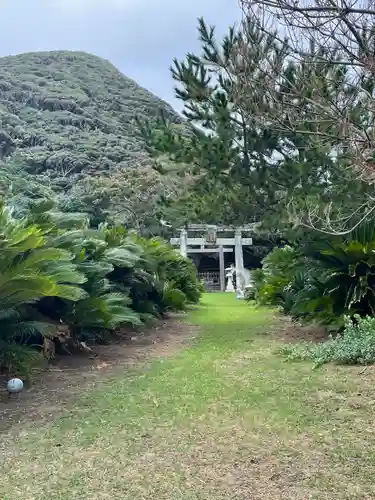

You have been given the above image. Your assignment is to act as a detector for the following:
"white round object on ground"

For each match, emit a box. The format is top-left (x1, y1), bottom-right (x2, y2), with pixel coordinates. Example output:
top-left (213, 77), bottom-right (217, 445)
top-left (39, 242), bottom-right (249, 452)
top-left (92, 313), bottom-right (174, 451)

top-left (7, 378), bottom-right (24, 393)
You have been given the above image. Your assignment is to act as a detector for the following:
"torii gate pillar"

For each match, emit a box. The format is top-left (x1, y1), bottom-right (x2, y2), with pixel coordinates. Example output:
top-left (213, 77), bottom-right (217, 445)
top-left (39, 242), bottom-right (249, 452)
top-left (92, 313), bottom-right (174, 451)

top-left (235, 228), bottom-right (245, 290)
top-left (180, 228), bottom-right (187, 257)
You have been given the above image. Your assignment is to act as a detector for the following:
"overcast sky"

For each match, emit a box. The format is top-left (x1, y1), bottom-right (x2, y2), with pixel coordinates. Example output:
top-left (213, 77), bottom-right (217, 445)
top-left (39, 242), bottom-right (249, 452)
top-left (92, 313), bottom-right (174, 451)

top-left (0, 0), bottom-right (241, 110)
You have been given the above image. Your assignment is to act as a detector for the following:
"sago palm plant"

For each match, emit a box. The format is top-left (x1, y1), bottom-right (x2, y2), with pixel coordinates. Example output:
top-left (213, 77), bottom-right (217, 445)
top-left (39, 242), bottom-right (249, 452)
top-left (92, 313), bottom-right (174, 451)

top-left (57, 223), bottom-right (142, 339)
top-left (0, 203), bottom-right (87, 373)
top-left (292, 223), bottom-right (375, 328)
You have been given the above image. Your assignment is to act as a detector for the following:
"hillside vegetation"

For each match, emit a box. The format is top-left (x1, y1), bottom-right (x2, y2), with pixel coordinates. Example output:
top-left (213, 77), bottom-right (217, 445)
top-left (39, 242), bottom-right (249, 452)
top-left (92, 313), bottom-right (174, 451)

top-left (0, 50), bottom-right (183, 226)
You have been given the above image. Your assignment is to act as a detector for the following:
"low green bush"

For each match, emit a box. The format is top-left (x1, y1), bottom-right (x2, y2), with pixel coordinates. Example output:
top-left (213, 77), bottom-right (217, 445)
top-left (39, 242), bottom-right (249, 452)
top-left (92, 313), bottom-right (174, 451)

top-left (244, 268), bottom-right (263, 301)
top-left (162, 286), bottom-right (187, 311)
top-left (255, 229), bottom-right (375, 329)
top-left (278, 227), bottom-right (375, 327)
top-left (254, 245), bottom-right (306, 307)
top-left (280, 315), bottom-right (375, 367)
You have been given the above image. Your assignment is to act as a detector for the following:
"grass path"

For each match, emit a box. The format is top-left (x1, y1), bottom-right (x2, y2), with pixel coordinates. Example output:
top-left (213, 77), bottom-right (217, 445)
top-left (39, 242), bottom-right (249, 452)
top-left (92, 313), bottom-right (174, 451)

top-left (2, 294), bottom-right (375, 499)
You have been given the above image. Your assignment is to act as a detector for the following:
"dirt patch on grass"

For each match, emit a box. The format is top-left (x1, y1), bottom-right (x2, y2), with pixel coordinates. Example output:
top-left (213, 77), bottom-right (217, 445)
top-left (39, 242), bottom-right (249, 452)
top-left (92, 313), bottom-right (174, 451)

top-left (0, 316), bottom-right (197, 433)
top-left (24, 419), bottom-right (368, 500)
top-left (271, 315), bottom-right (329, 343)
top-left (121, 424), bottom-right (317, 500)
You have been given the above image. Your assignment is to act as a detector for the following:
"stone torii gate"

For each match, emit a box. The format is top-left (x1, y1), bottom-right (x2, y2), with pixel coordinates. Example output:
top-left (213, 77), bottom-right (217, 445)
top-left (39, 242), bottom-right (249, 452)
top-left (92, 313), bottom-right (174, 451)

top-left (170, 224), bottom-right (255, 292)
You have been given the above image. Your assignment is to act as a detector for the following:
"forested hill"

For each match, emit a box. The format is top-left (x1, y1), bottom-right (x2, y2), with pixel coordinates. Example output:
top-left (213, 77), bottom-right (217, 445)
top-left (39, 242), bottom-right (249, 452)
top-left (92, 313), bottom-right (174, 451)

top-left (0, 50), bottom-right (183, 223)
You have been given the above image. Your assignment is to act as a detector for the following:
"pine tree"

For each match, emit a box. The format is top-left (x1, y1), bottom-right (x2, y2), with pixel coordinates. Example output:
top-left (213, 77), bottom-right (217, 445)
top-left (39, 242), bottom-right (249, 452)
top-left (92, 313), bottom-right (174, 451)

top-left (142, 18), bottom-right (287, 225)
top-left (238, 0), bottom-right (375, 233)
top-left (142, 17), bottom-right (372, 231)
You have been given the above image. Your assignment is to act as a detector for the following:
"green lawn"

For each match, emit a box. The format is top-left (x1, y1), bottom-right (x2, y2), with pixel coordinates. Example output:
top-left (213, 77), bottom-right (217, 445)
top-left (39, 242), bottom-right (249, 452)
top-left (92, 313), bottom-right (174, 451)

top-left (2, 294), bottom-right (375, 499)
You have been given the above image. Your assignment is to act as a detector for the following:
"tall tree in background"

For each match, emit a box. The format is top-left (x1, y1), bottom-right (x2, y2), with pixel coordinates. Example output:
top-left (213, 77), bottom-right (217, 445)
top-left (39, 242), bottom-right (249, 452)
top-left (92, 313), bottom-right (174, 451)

top-left (142, 16), bottom-right (371, 233)
top-left (142, 18), bottom-right (289, 227)
top-left (238, 0), bottom-right (375, 233)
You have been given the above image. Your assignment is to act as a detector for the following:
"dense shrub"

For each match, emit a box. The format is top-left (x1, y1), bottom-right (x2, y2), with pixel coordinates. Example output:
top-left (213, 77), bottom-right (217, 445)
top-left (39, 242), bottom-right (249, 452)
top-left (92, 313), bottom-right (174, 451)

top-left (137, 237), bottom-right (203, 303)
top-left (255, 227), bottom-right (375, 331)
top-left (253, 245), bottom-right (305, 307)
top-left (0, 202), bottom-right (202, 375)
top-left (162, 285), bottom-right (187, 312)
top-left (299, 234), bottom-right (375, 319)
top-left (124, 236), bottom-right (203, 319)
top-left (284, 230), bottom-right (375, 328)
top-left (0, 202), bottom-right (87, 375)
top-left (280, 315), bottom-right (375, 367)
